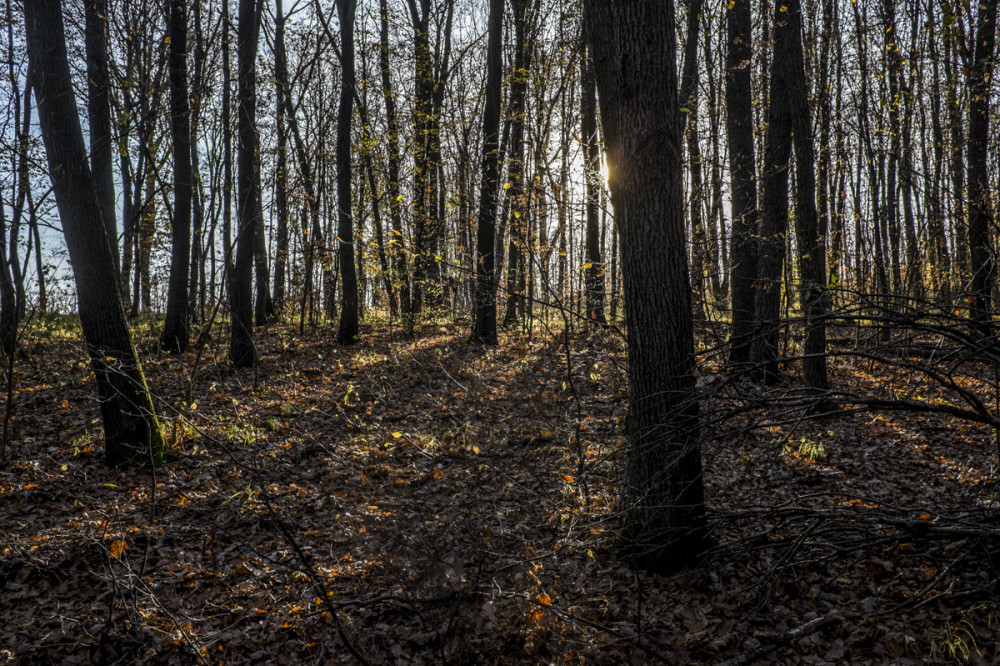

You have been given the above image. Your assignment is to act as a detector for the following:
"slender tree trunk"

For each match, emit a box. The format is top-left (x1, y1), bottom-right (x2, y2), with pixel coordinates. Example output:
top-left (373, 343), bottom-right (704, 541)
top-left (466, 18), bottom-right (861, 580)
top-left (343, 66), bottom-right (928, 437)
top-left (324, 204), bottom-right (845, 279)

top-left (586, 0), bottom-right (707, 575)
top-left (336, 0), bottom-right (359, 344)
top-left (726, 0), bottom-right (759, 367)
top-left (581, 26), bottom-right (605, 325)
top-left (272, 0), bottom-right (289, 313)
top-left (229, 0), bottom-right (261, 367)
top-left (26, 0), bottom-right (165, 467)
top-left (752, 0), bottom-right (794, 385)
top-left (967, 0), bottom-right (998, 331)
top-left (161, 0), bottom-right (192, 353)
top-left (379, 0), bottom-right (410, 328)
top-left (945, 29), bottom-right (969, 286)
top-left (502, 0), bottom-right (531, 328)
top-left (188, 0), bottom-right (206, 321)
top-left (471, 0), bottom-right (504, 344)
top-left (84, 0), bottom-right (119, 271)
top-left (786, 0), bottom-right (828, 391)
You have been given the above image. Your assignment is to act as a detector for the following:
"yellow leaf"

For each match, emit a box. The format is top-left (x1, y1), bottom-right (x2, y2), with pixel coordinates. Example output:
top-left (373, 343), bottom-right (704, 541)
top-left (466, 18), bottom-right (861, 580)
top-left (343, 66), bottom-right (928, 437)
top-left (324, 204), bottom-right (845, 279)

top-left (780, 4), bottom-right (788, 10)
top-left (472, 445), bottom-right (480, 454)
top-left (109, 540), bottom-right (127, 558)
top-left (392, 432), bottom-right (403, 438)
top-left (540, 429), bottom-right (551, 438)
top-left (537, 593), bottom-right (552, 606)
top-left (503, 182), bottom-right (511, 190)
top-left (726, 0), bottom-right (735, 8)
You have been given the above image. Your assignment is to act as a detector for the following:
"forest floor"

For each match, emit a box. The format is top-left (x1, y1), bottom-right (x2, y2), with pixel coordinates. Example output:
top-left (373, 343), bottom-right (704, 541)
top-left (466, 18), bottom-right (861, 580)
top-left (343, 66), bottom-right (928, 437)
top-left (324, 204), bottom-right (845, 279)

top-left (2, 316), bottom-right (1000, 664)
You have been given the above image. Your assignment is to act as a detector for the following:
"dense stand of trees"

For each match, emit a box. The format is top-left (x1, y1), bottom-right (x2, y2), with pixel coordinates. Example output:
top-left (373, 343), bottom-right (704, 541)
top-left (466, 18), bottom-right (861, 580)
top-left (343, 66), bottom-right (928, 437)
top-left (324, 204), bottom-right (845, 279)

top-left (2, 0), bottom-right (999, 569)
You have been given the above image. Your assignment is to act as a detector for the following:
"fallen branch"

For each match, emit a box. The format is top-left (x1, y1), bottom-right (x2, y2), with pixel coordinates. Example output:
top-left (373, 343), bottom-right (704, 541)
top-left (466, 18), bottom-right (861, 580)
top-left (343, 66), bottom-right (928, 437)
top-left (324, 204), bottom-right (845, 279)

top-left (720, 615), bottom-right (841, 666)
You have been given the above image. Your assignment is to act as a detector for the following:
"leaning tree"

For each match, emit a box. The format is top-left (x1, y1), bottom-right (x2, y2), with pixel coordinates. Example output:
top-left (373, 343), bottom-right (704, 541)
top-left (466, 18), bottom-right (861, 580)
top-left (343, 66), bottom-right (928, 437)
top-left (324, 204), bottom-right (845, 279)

top-left (24, 0), bottom-right (165, 467)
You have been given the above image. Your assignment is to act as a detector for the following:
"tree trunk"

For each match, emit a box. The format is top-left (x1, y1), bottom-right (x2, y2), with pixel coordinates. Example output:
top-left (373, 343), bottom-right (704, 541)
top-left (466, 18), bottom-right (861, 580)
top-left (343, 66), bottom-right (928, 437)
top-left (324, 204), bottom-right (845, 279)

top-left (379, 0), bottom-right (410, 328)
top-left (585, 0), bottom-right (706, 575)
top-left (272, 0), bottom-right (289, 313)
top-left (726, 0), bottom-right (759, 367)
top-left (471, 0), bottom-right (503, 344)
top-left (84, 0), bottom-right (118, 271)
top-left (752, 0), bottom-right (794, 385)
top-left (25, 0), bottom-right (165, 468)
top-left (967, 0), bottom-right (998, 331)
top-left (502, 0), bottom-right (532, 328)
top-left (161, 0), bottom-right (192, 353)
top-left (229, 0), bottom-right (261, 367)
top-left (786, 0), bottom-right (828, 391)
top-left (581, 26), bottom-right (605, 326)
top-left (336, 0), bottom-right (360, 345)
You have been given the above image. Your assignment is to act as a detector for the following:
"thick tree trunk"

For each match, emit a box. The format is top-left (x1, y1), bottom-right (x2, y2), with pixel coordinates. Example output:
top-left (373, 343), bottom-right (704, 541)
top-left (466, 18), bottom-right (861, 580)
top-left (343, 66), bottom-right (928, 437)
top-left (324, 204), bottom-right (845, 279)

top-left (336, 0), bottom-right (360, 345)
top-left (470, 0), bottom-right (503, 344)
top-left (161, 0), bottom-right (192, 353)
top-left (25, 0), bottom-right (164, 468)
top-left (585, 0), bottom-right (706, 575)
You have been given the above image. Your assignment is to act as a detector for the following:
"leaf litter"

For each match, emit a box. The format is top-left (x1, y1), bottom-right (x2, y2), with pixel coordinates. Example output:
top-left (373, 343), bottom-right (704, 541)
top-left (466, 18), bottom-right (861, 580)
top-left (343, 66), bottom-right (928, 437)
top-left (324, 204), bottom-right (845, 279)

top-left (1, 322), bottom-right (999, 664)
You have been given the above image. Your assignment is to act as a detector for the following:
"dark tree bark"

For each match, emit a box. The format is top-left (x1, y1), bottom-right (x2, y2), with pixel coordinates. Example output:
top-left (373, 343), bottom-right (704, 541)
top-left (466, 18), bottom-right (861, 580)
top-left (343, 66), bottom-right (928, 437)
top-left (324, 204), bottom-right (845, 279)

top-left (161, 0), bottom-right (192, 353)
top-left (581, 26), bottom-right (605, 326)
top-left (25, 0), bottom-right (165, 467)
top-left (84, 0), bottom-right (119, 271)
top-left (967, 0), bottom-right (998, 331)
top-left (751, 0), bottom-right (794, 384)
top-left (470, 0), bottom-right (503, 344)
top-left (1, 6), bottom-right (30, 355)
top-left (585, 0), bottom-right (707, 575)
top-left (336, 0), bottom-right (359, 345)
top-left (229, 0), bottom-right (262, 367)
top-left (726, 0), bottom-right (759, 367)
top-left (272, 0), bottom-right (289, 313)
top-left (785, 0), bottom-right (828, 391)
